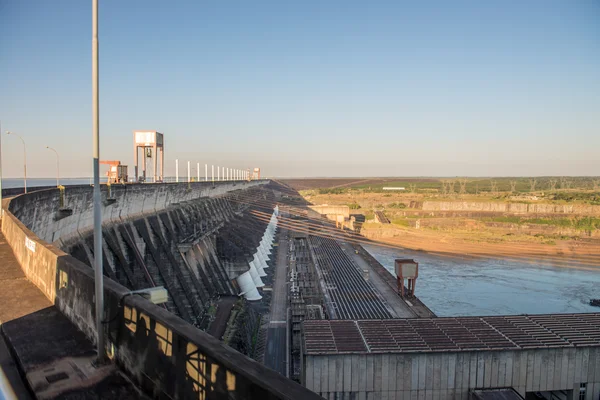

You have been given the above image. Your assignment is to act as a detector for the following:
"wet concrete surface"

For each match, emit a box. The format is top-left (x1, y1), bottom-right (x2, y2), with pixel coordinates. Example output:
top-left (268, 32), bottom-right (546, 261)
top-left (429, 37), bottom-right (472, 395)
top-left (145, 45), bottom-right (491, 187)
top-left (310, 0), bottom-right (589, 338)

top-left (0, 332), bottom-right (32, 399)
top-left (264, 228), bottom-right (288, 376)
top-left (0, 232), bottom-right (145, 399)
top-left (364, 244), bottom-right (600, 316)
top-left (265, 327), bottom-right (286, 376)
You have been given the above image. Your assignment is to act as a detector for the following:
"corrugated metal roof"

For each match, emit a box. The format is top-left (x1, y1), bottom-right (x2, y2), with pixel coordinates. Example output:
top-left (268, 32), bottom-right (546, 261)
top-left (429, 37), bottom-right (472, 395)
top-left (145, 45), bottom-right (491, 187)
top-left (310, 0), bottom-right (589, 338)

top-left (303, 313), bottom-right (600, 354)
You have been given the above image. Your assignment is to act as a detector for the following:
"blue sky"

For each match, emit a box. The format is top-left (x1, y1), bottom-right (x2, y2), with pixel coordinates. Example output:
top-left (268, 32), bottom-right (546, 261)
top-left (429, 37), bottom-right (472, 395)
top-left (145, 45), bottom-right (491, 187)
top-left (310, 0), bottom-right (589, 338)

top-left (1, 0), bottom-right (598, 178)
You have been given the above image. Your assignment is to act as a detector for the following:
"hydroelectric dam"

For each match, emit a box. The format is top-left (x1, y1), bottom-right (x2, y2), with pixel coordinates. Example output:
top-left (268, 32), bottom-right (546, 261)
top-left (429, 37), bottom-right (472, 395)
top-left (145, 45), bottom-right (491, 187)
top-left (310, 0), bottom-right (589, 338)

top-left (0, 180), bottom-right (599, 400)
top-left (0, 180), bottom-right (321, 399)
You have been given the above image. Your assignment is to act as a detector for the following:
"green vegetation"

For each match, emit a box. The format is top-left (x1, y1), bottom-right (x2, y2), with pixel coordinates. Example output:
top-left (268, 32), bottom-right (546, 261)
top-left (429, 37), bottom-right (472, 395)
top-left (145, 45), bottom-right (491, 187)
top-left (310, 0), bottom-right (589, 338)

top-left (548, 192), bottom-right (600, 204)
top-left (344, 177), bottom-right (600, 198)
top-left (352, 180), bottom-right (440, 192)
top-left (484, 216), bottom-right (600, 231)
top-left (391, 218), bottom-right (410, 227)
top-left (318, 187), bottom-right (346, 194)
top-left (387, 202), bottom-right (407, 209)
top-left (347, 203), bottom-right (361, 210)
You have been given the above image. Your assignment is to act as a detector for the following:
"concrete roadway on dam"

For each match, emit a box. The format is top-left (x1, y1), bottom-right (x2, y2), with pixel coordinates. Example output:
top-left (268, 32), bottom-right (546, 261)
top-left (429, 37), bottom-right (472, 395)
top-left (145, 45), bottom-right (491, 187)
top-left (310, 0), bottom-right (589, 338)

top-left (338, 241), bottom-right (416, 318)
top-left (264, 226), bottom-right (289, 376)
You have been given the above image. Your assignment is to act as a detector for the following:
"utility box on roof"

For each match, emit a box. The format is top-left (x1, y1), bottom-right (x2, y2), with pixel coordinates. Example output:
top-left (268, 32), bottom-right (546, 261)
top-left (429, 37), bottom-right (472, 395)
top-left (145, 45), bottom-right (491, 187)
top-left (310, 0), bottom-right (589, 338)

top-left (395, 259), bottom-right (418, 298)
top-left (133, 131), bottom-right (164, 183)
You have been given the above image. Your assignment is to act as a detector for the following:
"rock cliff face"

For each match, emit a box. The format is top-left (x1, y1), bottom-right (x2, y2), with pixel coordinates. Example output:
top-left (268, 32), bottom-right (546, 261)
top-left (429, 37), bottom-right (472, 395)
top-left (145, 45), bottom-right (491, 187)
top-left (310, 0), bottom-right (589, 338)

top-left (420, 201), bottom-right (600, 215)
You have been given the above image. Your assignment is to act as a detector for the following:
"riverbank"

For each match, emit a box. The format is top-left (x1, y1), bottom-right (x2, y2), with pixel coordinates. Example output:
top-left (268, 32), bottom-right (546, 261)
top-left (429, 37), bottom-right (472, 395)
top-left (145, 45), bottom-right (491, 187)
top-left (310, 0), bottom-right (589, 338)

top-left (362, 242), bottom-right (600, 316)
top-left (361, 225), bottom-right (600, 270)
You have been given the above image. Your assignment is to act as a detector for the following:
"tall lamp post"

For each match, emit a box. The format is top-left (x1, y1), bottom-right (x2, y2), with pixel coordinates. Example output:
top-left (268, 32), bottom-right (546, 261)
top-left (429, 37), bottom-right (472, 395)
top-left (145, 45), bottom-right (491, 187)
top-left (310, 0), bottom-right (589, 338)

top-left (0, 121), bottom-right (3, 212)
top-left (46, 146), bottom-right (60, 187)
top-left (5, 131), bottom-right (27, 194)
top-left (92, 0), bottom-right (105, 363)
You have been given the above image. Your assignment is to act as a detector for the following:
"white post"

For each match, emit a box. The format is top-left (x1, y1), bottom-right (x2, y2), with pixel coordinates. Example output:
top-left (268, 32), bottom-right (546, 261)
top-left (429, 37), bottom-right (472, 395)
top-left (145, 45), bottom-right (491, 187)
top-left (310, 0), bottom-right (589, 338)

top-left (217, 166), bottom-right (220, 181)
top-left (92, 0), bottom-right (104, 363)
top-left (176, 159), bottom-right (179, 182)
top-left (197, 162), bottom-right (200, 181)
top-left (205, 164), bottom-right (208, 181)
top-left (212, 165), bottom-right (214, 182)
top-left (222, 166), bottom-right (224, 181)
top-left (227, 168), bottom-right (229, 181)
top-left (187, 161), bottom-right (191, 182)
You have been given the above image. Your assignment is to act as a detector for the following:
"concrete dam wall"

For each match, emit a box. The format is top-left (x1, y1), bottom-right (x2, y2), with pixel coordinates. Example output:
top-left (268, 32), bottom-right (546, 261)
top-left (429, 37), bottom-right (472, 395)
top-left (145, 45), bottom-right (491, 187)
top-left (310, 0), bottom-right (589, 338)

top-left (419, 200), bottom-right (600, 215)
top-left (60, 189), bottom-right (278, 328)
top-left (1, 181), bottom-right (320, 399)
top-left (9, 180), bottom-right (264, 244)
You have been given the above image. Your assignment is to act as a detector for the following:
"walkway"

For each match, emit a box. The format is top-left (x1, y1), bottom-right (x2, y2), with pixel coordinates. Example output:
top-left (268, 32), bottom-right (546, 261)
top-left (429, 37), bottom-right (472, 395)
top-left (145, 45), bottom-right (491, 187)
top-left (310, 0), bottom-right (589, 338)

top-left (0, 231), bottom-right (144, 399)
top-left (264, 226), bottom-right (289, 376)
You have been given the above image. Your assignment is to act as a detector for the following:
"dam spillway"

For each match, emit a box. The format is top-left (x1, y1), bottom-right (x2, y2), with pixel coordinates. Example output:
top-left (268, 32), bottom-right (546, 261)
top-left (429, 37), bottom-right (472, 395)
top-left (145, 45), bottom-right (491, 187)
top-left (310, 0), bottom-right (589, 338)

top-left (1, 180), bottom-right (322, 399)
top-left (4, 179), bottom-right (597, 400)
top-left (9, 181), bottom-right (284, 347)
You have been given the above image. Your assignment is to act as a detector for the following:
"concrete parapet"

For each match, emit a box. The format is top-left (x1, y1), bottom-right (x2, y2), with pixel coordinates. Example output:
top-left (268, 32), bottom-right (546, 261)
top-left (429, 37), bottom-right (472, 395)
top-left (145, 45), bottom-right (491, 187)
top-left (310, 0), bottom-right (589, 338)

top-left (8, 181), bottom-right (266, 246)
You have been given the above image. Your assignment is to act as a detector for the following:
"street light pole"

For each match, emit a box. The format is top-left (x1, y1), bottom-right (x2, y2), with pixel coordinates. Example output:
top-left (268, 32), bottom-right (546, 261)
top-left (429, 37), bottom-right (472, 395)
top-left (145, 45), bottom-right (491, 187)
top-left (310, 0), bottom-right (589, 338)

top-left (0, 121), bottom-right (3, 213)
top-left (92, 0), bottom-right (105, 364)
top-left (46, 146), bottom-right (60, 187)
top-left (5, 131), bottom-right (27, 194)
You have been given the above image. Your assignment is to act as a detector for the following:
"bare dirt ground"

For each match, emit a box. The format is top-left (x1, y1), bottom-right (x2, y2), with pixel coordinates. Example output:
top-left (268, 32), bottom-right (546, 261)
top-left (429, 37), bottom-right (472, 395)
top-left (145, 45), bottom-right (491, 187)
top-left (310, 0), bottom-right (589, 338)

top-left (287, 181), bottom-right (600, 270)
top-left (363, 226), bottom-right (600, 270)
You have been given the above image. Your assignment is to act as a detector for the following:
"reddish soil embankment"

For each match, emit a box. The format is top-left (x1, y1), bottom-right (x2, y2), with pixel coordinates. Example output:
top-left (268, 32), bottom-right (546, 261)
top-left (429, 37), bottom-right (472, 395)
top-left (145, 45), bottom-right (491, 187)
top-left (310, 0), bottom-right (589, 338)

top-left (363, 227), bottom-right (600, 271)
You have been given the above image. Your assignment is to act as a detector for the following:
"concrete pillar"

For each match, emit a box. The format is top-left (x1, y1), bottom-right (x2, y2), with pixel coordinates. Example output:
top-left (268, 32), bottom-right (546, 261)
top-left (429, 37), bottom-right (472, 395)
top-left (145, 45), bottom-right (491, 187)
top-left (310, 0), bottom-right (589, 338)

top-left (263, 239), bottom-right (272, 256)
top-left (211, 165), bottom-right (214, 182)
top-left (251, 260), bottom-right (267, 277)
top-left (222, 166), bottom-right (224, 181)
top-left (197, 162), bottom-right (200, 182)
top-left (237, 271), bottom-right (261, 301)
top-left (256, 250), bottom-right (268, 270)
top-left (175, 159), bottom-right (179, 183)
top-left (260, 246), bottom-right (270, 263)
top-left (217, 166), bottom-right (220, 181)
top-left (205, 164), bottom-right (208, 181)
top-left (187, 161), bottom-right (190, 182)
top-left (248, 262), bottom-right (264, 287)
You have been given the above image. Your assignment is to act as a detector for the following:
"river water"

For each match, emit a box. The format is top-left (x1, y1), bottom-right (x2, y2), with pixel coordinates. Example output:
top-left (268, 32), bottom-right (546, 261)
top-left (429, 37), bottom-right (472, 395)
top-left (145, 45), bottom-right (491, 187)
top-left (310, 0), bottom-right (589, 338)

top-left (363, 244), bottom-right (600, 317)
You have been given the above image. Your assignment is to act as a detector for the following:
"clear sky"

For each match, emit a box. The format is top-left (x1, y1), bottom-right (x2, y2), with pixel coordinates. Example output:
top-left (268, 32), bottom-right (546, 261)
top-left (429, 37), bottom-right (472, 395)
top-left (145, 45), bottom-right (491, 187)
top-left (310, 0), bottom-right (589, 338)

top-left (1, 0), bottom-right (598, 178)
